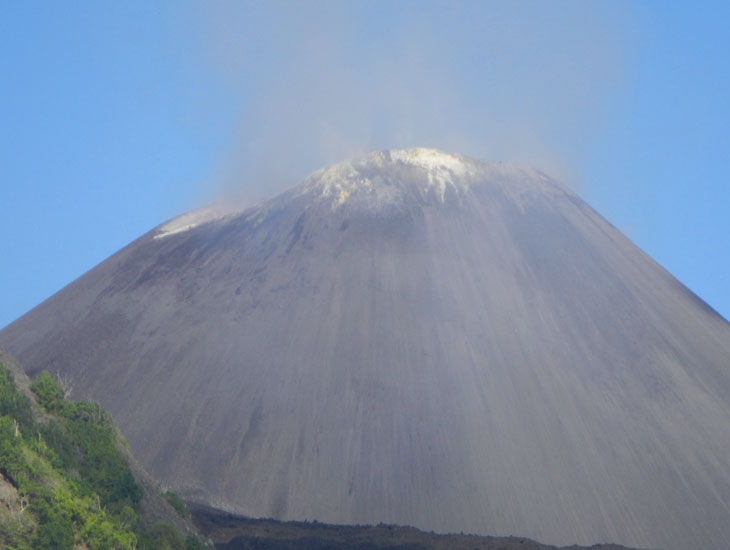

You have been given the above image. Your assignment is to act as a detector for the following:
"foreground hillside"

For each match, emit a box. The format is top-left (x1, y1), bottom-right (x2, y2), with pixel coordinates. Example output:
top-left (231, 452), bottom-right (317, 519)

top-left (0, 351), bottom-right (207, 550)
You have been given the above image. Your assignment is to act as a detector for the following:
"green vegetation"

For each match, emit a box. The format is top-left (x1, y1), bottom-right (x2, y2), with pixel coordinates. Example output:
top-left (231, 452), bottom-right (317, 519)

top-left (30, 370), bottom-right (66, 413)
top-left (138, 521), bottom-right (207, 550)
top-left (165, 489), bottom-right (191, 518)
top-left (0, 362), bottom-right (208, 550)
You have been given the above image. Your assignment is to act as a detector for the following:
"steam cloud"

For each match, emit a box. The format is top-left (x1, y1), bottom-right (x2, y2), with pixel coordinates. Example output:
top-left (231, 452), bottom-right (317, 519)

top-left (186, 1), bottom-right (634, 204)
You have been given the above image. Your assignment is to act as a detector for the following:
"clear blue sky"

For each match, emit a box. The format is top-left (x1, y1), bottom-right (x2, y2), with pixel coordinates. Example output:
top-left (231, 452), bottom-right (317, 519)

top-left (1, 2), bottom-right (728, 328)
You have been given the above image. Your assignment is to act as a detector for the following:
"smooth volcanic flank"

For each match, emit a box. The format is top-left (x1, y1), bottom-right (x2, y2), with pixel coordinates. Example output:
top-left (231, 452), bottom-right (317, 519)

top-left (3, 149), bottom-right (730, 550)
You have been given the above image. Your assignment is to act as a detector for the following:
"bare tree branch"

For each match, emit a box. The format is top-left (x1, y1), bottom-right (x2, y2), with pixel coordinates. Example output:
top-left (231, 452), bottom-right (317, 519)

top-left (55, 371), bottom-right (74, 399)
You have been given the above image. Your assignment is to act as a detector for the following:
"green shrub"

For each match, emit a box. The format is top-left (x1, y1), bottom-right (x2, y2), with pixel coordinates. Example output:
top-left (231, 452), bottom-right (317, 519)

top-left (32, 504), bottom-right (75, 550)
top-left (0, 511), bottom-right (34, 550)
top-left (0, 366), bottom-right (199, 550)
top-left (40, 414), bottom-right (143, 512)
top-left (138, 522), bottom-right (186, 550)
top-left (30, 371), bottom-right (66, 413)
top-left (185, 534), bottom-right (208, 550)
top-left (64, 400), bottom-right (111, 425)
top-left (0, 416), bottom-right (25, 480)
top-left (0, 363), bottom-right (35, 431)
top-left (164, 490), bottom-right (191, 518)
top-left (82, 513), bottom-right (138, 550)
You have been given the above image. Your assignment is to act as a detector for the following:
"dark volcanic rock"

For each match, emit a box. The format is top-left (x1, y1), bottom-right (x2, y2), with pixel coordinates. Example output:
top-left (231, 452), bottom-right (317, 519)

top-left (2, 149), bottom-right (730, 550)
top-left (189, 503), bottom-right (649, 550)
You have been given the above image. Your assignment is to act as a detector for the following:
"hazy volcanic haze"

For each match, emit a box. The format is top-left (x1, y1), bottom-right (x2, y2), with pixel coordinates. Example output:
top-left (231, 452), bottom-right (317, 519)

top-left (197, 2), bottom-right (633, 201)
top-left (2, 149), bottom-right (730, 550)
top-left (4, 3), bottom-right (728, 334)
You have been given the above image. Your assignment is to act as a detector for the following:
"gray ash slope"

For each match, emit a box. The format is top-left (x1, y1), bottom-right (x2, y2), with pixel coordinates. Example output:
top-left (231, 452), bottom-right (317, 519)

top-left (2, 148), bottom-right (730, 550)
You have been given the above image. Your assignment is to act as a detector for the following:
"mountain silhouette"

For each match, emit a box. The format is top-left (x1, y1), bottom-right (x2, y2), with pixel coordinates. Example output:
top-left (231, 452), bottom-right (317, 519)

top-left (3, 149), bottom-right (730, 550)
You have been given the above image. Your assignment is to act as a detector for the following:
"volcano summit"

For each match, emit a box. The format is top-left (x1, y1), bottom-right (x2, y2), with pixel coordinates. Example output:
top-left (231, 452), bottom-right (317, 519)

top-left (3, 149), bottom-right (730, 550)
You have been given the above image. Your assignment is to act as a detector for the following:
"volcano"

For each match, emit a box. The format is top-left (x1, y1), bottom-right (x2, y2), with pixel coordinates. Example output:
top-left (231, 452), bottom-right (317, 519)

top-left (2, 149), bottom-right (730, 550)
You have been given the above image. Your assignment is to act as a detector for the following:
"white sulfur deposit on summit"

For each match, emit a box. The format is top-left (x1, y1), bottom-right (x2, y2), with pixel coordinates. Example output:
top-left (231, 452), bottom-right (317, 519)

top-left (309, 148), bottom-right (480, 207)
top-left (303, 148), bottom-right (555, 211)
top-left (155, 148), bottom-right (556, 238)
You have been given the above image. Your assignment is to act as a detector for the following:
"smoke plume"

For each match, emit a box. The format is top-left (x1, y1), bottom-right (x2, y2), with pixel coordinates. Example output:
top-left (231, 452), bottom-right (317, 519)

top-left (185, 1), bottom-right (635, 204)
